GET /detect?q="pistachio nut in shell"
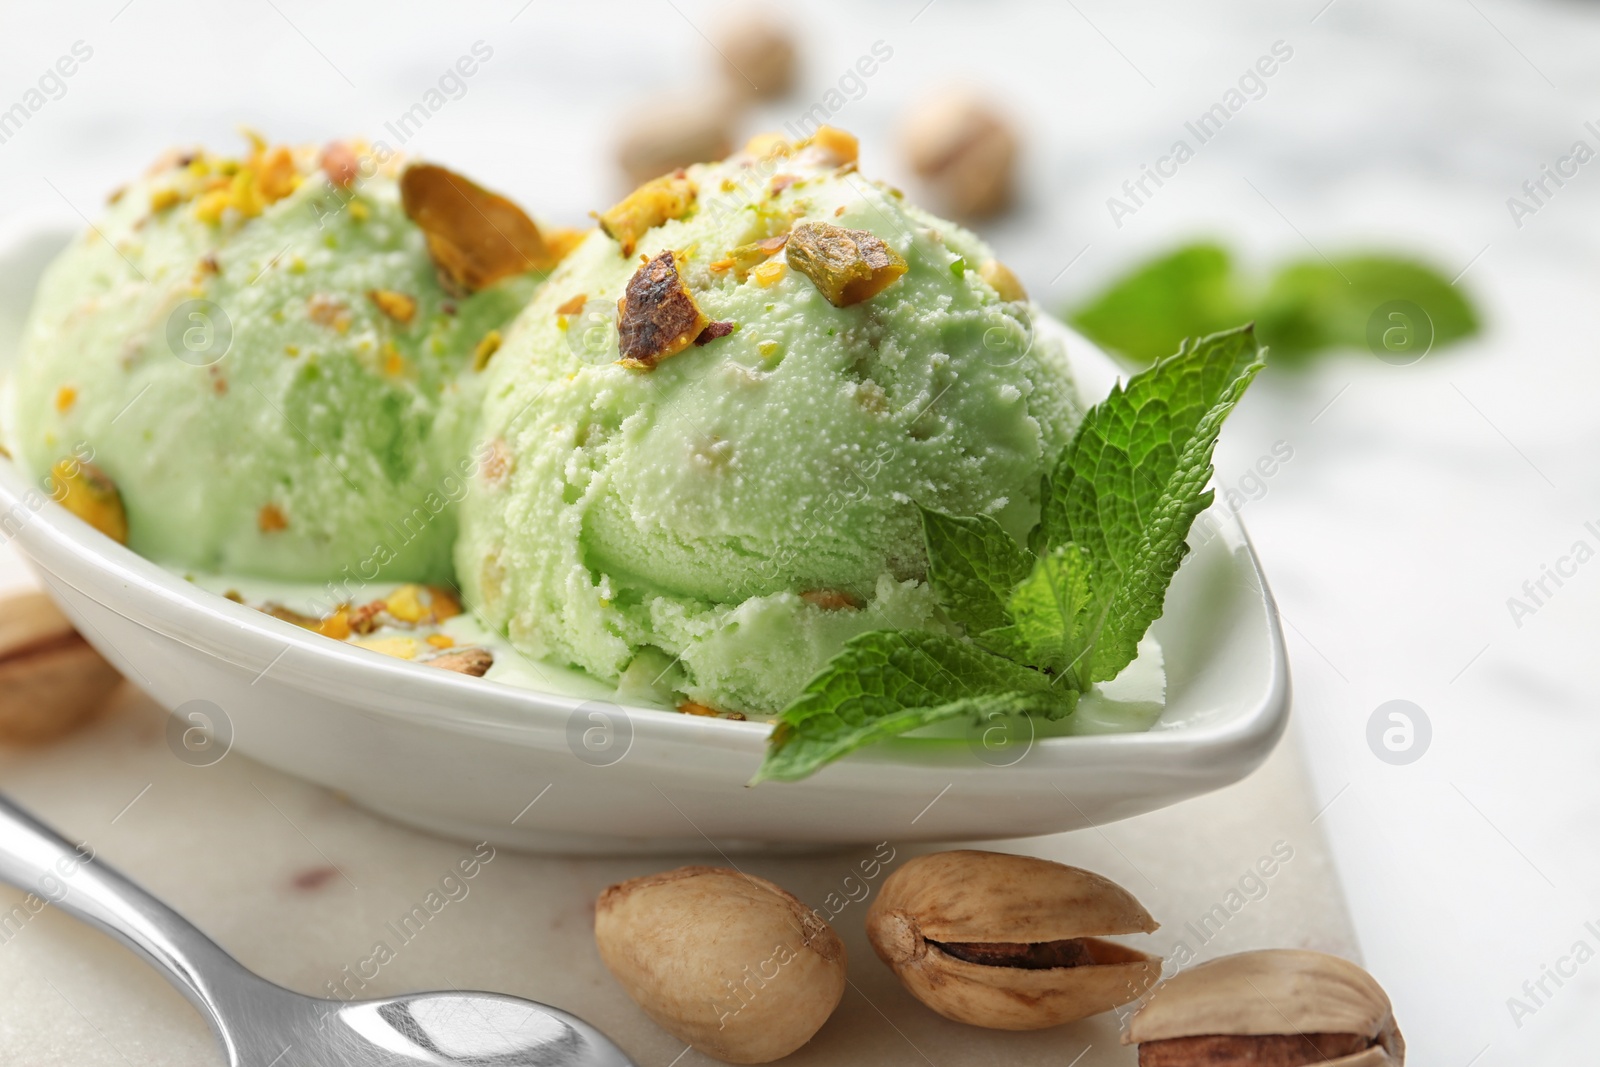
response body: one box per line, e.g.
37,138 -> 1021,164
866,850 -> 1162,1030
594,866 -> 845,1064
1125,949 -> 1405,1066
0,591 -> 122,744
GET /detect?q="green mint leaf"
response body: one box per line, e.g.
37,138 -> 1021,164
1255,255 -> 1479,365
920,505 -> 1035,635
1002,543 -> 1096,684
1068,243 -> 1250,365
753,630 -> 1070,783
1039,324 -> 1266,681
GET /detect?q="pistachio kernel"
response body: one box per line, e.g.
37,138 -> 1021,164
785,220 -> 908,306
616,251 -> 708,369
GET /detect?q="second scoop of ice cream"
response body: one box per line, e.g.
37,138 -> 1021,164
457,133 -> 1083,713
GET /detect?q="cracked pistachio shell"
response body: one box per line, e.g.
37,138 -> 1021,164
1125,949 -> 1405,1066
866,850 -> 1162,1030
595,866 -> 846,1065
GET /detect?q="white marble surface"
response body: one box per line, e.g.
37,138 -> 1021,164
2,0 -> 1598,1062
0,683 -> 1352,1067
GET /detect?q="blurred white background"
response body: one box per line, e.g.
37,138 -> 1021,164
2,0 -> 1598,1062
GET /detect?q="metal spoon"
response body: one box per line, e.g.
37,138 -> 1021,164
0,794 -> 636,1067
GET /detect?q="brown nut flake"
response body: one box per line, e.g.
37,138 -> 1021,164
599,174 -> 699,257
866,850 -> 1162,1031
800,589 -> 860,610
979,258 -> 1027,302
1126,949 -> 1405,1066
694,320 -> 735,345
616,251 -> 708,370
257,503 -> 289,533
400,162 -> 554,294
595,866 -> 846,1064
368,289 -> 418,325
319,141 -> 362,189
426,647 -> 493,677
49,460 -> 129,544
785,221 -> 908,306
0,591 -> 122,745
554,293 -> 588,317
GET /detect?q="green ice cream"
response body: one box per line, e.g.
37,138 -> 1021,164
9,139 -> 540,584
457,132 -> 1084,712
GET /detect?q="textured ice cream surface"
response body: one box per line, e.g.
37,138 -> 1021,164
8,140 -> 539,584
457,135 -> 1084,713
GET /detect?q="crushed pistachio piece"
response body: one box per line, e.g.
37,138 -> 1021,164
149,187 -> 182,213
598,174 -> 697,257
428,586 -> 464,620
807,125 -> 859,166
752,260 -> 787,287
319,141 -> 361,189
555,293 -> 588,317
426,647 -> 493,676
355,636 -> 419,660
307,293 -> 352,332
368,289 -> 417,325
258,503 -> 289,533
54,386 -> 78,414
800,589 -> 862,610
616,251 -> 708,369
979,258 -> 1027,302
473,329 -> 503,371
49,460 -> 128,544
400,162 -> 554,294
785,221 -> 908,306
384,585 -> 428,623
695,320 -> 736,345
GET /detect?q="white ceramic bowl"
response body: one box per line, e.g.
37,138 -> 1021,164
0,227 -> 1288,853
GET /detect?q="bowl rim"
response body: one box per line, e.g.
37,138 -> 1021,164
0,226 -> 1288,778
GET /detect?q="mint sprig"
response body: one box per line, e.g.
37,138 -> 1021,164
754,324 -> 1266,783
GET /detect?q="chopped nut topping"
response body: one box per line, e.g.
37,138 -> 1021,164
800,589 -> 861,611
258,503 -> 289,533
400,162 -> 554,294
979,259 -> 1027,302
481,439 -> 513,487
752,260 -> 787,287
472,329 -> 503,371
199,253 -> 221,274
785,221 -> 908,306
307,293 -> 352,332
598,174 -> 698,257
427,647 -> 493,676
384,585 -> 428,623
769,173 -> 800,197
256,146 -> 300,204
355,636 -> 419,660
427,586 -> 464,621
695,320 -> 736,345
806,126 -> 859,166
319,141 -> 361,189
616,251 -> 709,370
368,289 -> 418,324
50,460 -> 128,544
54,386 -> 78,414
149,187 -> 182,213
556,293 -> 588,317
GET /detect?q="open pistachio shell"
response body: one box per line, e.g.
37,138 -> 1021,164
867,850 -> 1162,1030
1125,949 -> 1404,1066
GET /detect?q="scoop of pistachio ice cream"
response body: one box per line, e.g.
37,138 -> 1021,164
7,137 -> 550,584
457,130 -> 1084,713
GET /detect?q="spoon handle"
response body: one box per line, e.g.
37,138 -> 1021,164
0,793 -> 252,1031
